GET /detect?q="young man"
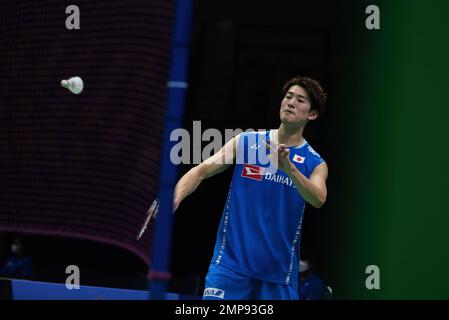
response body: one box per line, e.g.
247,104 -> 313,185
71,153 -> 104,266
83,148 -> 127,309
173,76 -> 328,300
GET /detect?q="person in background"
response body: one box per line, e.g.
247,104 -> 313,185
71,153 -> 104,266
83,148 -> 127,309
0,236 -> 32,280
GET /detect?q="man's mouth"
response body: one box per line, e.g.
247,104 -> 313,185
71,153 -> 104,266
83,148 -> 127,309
283,110 -> 295,115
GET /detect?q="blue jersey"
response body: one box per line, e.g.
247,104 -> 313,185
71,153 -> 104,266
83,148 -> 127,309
210,130 -> 325,285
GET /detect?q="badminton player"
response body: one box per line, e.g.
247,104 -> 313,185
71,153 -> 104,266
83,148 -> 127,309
173,76 -> 328,300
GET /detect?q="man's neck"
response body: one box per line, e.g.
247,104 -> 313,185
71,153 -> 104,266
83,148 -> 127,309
276,123 -> 305,147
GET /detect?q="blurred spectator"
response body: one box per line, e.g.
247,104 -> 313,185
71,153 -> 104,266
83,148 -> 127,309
297,259 -> 331,300
169,273 -> 202,296
0,236 -> 32,279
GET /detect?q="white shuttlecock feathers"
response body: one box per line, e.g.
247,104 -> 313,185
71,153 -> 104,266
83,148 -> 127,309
61,76 -> 84,94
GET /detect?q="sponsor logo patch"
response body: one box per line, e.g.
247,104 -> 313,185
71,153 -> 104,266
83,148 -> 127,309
241,164 -> 264,181
203,287 -> 225,299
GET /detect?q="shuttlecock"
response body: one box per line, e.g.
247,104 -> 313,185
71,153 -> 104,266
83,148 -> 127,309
61,76 -> 84,94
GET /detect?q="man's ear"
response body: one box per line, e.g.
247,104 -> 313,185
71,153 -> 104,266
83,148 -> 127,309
308,109 -> 319,121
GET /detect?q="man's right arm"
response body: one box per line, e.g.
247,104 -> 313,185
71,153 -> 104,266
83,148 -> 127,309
173,133 -> 240,212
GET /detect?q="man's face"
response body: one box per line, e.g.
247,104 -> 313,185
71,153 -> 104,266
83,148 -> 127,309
280,85 -> 317,125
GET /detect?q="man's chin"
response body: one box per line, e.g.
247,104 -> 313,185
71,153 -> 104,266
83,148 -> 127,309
280,117 -> 296,124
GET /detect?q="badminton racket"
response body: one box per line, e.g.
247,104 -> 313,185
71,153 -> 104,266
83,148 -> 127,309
136,198 -> 159,240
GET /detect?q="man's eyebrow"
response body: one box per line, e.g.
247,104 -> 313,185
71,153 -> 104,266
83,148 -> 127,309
287,91 -> 309,100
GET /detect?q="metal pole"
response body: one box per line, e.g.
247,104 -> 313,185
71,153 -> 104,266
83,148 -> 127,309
148,0 -> 194,300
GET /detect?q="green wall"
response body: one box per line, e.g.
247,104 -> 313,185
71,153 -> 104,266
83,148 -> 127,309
335,0 -> 449,299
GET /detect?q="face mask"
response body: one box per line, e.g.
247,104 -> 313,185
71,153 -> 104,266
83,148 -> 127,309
11,244 -> 20,254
